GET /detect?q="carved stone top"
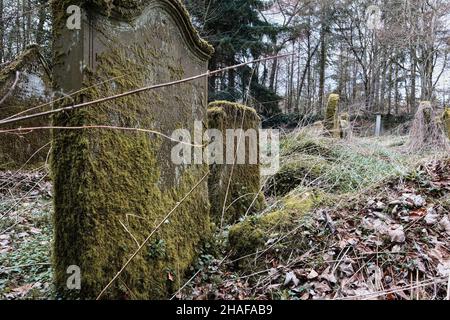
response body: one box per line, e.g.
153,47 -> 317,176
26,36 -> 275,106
82,0 -> 214,60
0,44 -> 51,101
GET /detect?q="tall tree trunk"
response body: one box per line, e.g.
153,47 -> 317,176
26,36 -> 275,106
297,42 -> 320,113
0,0 -> 4,63
370,33 -> 379,112
208,57 -> 217,100
269,56 -> 278,92
404,68 -> 410,114
394,64 -> 399,115
227,56 -> 236,100
387,64 -> 393,115
421,56 -> 434,100
318,22 -> 327,114
287,41 -> 295,113
16,0 -> 22,55
26,0 -> 31,46
351,61 -> 358,106
410,47 -> 417,114
36,0 -> 47,44
380,62 -> 388,114
22,0 -> 27,49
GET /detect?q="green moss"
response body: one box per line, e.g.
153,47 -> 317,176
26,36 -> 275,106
266,155 -> 330,197
443,107 -> 450,140
338,112 -> 351,139
281,133 -> 334,158
207,101 -> 266,226
324,94 -> 340,138
340,112 -> 349,122
209,100 -> 259,116
51,2 -> 211,300
0,45 -> 52,168
283,193 -> 314,212
228,190 -> 320,259
52,0 -> 213,60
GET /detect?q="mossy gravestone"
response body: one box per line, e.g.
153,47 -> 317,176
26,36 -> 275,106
207,101 -> 265,226
0,45 -> 52,169
338,112 -> 351,139
51,0 -> 213,299
444,107 -> 450,140
324,94 -> 340,138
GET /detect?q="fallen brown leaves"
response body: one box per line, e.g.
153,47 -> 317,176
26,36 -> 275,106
185,158 -> 450,300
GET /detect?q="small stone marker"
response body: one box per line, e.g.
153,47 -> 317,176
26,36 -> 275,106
324,94 -> 340,138
443,107 -> 450,139
339,112 -> 351,139
375,114 -> 382,137
0,45 -> 51,168
207,101 -> 265,226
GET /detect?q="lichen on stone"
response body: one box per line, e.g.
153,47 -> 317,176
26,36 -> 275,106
0,45 -> 52,169
265,155 -> 330,197
51,1 -> 212,300
228,190 -> 322,261
324,94 -> 340,138
443,107 -> 450,140
338,112 -> 351,139
54,0 -> 213,60
207,101 -> 266,226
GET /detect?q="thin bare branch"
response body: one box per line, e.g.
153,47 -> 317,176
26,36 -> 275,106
0,53 -> 294,127
96,172 -> 209,300
0,71 -> 20,107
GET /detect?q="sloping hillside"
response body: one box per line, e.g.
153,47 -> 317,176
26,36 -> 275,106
180,130 -> 450,300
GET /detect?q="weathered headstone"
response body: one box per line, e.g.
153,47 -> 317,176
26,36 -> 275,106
338,112 -> 351,139
443,107 -> 450,139
207,101 -> 265,226
375,114 -> 382,137
324,94 -> 340,138
407,101 -> 450,153
51,0 -> 213,299
0,45 -> 52,168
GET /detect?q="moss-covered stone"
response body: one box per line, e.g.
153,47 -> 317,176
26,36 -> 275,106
51,1 -> 212,300
338,112 -> 351,139
443,107 -> 450,140
0,45 -> 52,169
281,133 -> 334,159
207,101 -> 266,226
324,94 -> 340,138
228,190 -> 320,259
265,155 -> 329,197
406,101 -> 450,153
54,0 -> 213,59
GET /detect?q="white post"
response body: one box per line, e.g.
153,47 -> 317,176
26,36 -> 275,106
375,114 -> 382,137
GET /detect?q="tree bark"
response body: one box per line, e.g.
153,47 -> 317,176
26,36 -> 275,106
410,47 -> 417,114
318,22 -> 327,114
36,0 -> 48,45
0,0 -> 4,63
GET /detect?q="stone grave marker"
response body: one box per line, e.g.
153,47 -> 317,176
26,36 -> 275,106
51,0 -> 213,299
207,101 -> 265,226
0,45 -> 52,168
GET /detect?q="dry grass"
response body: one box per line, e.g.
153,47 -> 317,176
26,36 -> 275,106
406,101 -> 450,153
